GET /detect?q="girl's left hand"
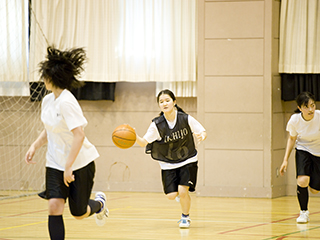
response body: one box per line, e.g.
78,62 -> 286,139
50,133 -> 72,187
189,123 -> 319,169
64,166 -> 75,187
25,145 -> 37,164
195,132 -> 206,144
195,133 -> 202,144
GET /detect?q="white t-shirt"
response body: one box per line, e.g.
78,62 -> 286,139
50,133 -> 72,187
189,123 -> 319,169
287,110 -> 320,156
143,111 -> 206,170
41,89 -> 99,171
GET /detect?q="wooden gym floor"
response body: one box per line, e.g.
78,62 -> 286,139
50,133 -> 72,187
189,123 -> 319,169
1,192 -> 320,239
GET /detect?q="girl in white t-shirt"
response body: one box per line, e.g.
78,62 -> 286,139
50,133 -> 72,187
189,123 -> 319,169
135,89 -> 207,228
280,92 -> 320,224
25,46 -> 108,239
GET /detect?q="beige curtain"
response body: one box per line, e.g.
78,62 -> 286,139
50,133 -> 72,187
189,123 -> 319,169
279,0 -> 320,73
156,82 -> 196,98
30,0 -> 196,96
0,0 -> 29,96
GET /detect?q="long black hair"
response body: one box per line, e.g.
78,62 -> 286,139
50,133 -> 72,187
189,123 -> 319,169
294,92 -> 316,113
38,46 -> 86,90
156,89 -> 186,115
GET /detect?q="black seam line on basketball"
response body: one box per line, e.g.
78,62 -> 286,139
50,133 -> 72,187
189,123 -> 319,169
112,136 -> 136,142
113,129 -> 136,135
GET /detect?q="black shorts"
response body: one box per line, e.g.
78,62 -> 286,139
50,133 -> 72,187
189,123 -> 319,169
38,161 -> 95,216
296,149 -> 320,191
161,162 -> 198,194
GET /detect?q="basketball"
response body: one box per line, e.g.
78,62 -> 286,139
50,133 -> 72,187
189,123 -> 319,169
112,124 -> 136,149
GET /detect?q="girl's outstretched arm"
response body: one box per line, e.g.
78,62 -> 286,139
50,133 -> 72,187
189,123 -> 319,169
135,132 -> 149,147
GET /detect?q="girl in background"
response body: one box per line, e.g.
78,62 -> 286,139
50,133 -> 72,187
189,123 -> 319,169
280,91 -> 320,223
25,46 -> 108,240
135,89 -> 206,228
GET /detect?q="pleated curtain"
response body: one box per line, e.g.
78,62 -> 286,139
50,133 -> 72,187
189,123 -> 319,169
279,0 -> 320,73
29,0 -> 197,97
0,0 -> 29,96
279,0 -> 320,100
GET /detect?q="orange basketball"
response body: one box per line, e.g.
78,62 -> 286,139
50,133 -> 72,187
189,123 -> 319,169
112,124 -> 136,149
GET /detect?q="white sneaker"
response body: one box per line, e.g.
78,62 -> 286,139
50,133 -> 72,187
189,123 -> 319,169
296,210 -> 309,223
178,216 -> 191,228
94,192 -> 109,226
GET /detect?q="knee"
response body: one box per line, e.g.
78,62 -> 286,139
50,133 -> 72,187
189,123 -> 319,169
178,186 -> 189,198
297,176 -> 310,188
48,199 -> 65,215
166,192 -> 178,200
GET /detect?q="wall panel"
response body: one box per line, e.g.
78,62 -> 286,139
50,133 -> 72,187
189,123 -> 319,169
205,39 -> 264,76
204,77 -> 263,113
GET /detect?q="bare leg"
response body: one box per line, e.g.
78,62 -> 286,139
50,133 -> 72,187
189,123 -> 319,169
178,185 -> 190,215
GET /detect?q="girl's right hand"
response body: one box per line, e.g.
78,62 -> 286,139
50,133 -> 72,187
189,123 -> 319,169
25,145 -> 37,164
279,160 -> 288,176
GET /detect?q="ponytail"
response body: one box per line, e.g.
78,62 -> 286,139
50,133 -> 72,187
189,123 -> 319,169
175,104 -> 186,114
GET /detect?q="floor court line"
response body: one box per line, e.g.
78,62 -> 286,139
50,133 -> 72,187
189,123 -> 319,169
262,225 -> 320,240
0,209 -> 47,219
218,216 -> 297,235
0,196 -> 38,206
219,210 -> 320,236
0,220 -> 48,231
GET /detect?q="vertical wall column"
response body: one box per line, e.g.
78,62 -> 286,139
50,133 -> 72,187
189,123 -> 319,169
197,0 -> 283,198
